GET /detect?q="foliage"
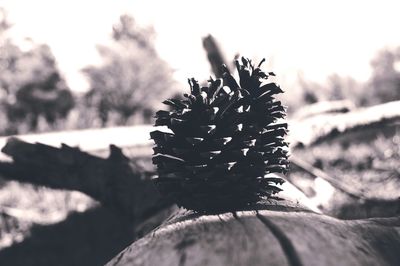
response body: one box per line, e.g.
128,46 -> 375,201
366,47 -> 400,105
295,47 -> 400,111
0,8 -> 74,135
296,73 -> 363,109
83,15 -> 176,126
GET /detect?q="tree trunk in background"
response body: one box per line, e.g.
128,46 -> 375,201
202,34 -> 229,78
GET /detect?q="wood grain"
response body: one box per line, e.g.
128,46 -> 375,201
107,203 -> 400,266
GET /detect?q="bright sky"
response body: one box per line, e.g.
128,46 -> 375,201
2,0 -> 400,92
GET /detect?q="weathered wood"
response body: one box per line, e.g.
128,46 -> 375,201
289,156 -> 400,219
291,156 -> 366,199
290,100 -> 400,147
107,203 -> 400,266
0,125 -> 154,161
0,138 -> 171,223
293,100 -> 356,120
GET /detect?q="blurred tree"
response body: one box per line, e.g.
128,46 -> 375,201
326,74 -> 364,104
4,44 -> 75,132
0,8 -> 74,134
112,14 -> 155,52
83,14 -> 176,126
318,47 -> 400,107
295,47 -> 400,112
366,47 -> 400,105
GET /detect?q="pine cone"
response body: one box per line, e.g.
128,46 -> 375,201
151,57 -> 289,213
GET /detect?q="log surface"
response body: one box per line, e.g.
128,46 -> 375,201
107,202 -> 400,266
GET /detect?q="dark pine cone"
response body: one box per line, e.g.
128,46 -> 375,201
151,57 -> 289,213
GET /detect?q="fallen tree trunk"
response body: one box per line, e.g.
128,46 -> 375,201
106,198 -> 400,266
0,125 -> 154,161
293,100 -> 356,120
0,138 -> 171,224
290,100 -> 400,147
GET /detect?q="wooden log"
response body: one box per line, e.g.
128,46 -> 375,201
293,100 -> 356,120
106,201 -> 400,266
0,138 -> 172,223
0,125 -> 154,161
289,100 -> 400,147
289,156 -> 400,219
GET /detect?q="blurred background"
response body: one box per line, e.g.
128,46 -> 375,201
0,0 -> 399,265
1,0 -> 400,134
